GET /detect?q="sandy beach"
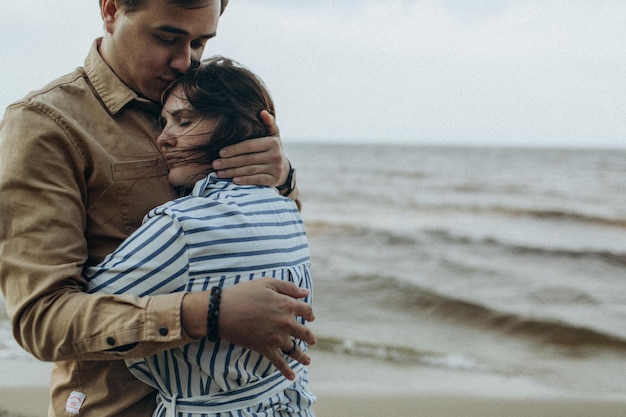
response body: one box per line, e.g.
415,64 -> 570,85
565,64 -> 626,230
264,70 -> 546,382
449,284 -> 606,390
2,350 -> 625,417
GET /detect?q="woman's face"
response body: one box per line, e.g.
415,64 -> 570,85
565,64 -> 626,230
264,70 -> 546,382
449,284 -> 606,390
157,86 -> 217,188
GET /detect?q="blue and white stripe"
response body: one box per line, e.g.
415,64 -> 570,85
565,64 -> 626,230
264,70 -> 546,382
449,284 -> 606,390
86,173 -> 315,416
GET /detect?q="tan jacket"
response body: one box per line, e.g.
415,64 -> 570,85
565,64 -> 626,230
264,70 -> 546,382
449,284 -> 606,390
0,40 -> 195,416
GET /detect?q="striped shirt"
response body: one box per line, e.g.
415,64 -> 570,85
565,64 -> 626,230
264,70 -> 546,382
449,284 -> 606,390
85,174 -> 315,417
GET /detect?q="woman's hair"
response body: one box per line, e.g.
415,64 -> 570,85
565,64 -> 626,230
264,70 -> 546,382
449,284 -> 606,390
161,56 -> 275,170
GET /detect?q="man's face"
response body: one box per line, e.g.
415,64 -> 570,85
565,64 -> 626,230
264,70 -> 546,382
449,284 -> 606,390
100,0 -> 220,101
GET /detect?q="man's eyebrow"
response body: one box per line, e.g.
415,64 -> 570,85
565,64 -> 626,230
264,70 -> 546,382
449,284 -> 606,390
156,25 -> 216,39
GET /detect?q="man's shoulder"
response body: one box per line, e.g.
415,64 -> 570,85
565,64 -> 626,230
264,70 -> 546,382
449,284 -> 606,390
0,66 -> 94,142
16,67 -> 87,108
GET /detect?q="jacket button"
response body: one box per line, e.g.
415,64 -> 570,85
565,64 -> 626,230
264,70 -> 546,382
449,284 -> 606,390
106,337 -> 116,346
159,327 -> 169,336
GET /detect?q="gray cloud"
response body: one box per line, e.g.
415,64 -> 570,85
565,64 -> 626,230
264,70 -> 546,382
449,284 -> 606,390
2,1 -> 625,148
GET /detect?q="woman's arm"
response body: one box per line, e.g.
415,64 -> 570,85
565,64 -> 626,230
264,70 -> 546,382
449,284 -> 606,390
86,208 -> 316,377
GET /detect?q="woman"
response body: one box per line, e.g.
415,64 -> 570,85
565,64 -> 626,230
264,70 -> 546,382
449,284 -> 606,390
86,57 -> 315,417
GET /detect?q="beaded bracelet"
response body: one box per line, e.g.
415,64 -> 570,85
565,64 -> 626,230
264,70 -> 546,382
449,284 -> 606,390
207,286 -> 222,342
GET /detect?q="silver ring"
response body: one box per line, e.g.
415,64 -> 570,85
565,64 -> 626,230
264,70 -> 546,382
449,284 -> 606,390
281,339 -> 298,355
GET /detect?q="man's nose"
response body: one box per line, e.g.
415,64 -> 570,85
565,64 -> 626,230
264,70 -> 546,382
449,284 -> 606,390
170,46 -> 193,74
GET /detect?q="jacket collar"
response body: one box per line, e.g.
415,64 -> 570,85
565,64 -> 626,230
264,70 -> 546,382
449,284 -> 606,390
84,38 -> 156,115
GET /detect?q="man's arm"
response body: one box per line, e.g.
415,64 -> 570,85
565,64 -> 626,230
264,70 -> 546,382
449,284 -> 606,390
0,103 -> 192,362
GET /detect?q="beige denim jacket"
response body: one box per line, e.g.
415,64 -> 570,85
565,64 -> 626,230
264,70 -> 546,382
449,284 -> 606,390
0,40 -> 194,417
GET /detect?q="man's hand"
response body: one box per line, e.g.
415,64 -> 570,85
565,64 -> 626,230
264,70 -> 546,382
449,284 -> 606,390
219,278 -> 316,380
212,110 -> 290,187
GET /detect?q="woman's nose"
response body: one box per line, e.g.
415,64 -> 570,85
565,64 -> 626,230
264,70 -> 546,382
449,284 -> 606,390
157,130 -> 177,148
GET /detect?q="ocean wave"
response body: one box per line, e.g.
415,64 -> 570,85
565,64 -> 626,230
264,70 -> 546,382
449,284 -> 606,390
426,228 -> 626,267
310,336 -> 485,372
482,206 -> 626,229
304,220 -> 420,245
306,218 -> 626,267
407,202 -> 626,229
343,274 -> 626,354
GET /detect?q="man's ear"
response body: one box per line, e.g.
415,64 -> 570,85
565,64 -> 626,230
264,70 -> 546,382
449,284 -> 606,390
101,0 -> 120,34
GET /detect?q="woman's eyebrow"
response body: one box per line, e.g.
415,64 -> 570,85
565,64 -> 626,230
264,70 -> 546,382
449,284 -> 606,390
166,107 -> 195,118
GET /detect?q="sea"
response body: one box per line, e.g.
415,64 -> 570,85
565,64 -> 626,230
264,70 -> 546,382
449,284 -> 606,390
1,142 -> 625,398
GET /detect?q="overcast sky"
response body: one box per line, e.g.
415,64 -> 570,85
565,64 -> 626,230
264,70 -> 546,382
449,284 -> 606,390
1,1 -> 625,148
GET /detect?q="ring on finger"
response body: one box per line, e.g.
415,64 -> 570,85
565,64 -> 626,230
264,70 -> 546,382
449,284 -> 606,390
281,339 -> 298,355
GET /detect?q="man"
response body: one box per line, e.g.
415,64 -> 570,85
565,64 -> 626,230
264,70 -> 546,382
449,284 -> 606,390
0,1 -> 314,416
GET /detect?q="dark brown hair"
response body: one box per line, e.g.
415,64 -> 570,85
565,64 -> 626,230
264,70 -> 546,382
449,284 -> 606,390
161,56 -> 275,169
99,0 -> 228,14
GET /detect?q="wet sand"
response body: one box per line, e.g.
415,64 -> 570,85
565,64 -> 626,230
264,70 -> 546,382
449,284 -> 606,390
1,352 -> 625,417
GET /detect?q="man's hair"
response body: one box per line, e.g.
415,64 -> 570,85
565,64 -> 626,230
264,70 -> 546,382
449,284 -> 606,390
162,56 -> 275,169
99,0 -> 228,14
